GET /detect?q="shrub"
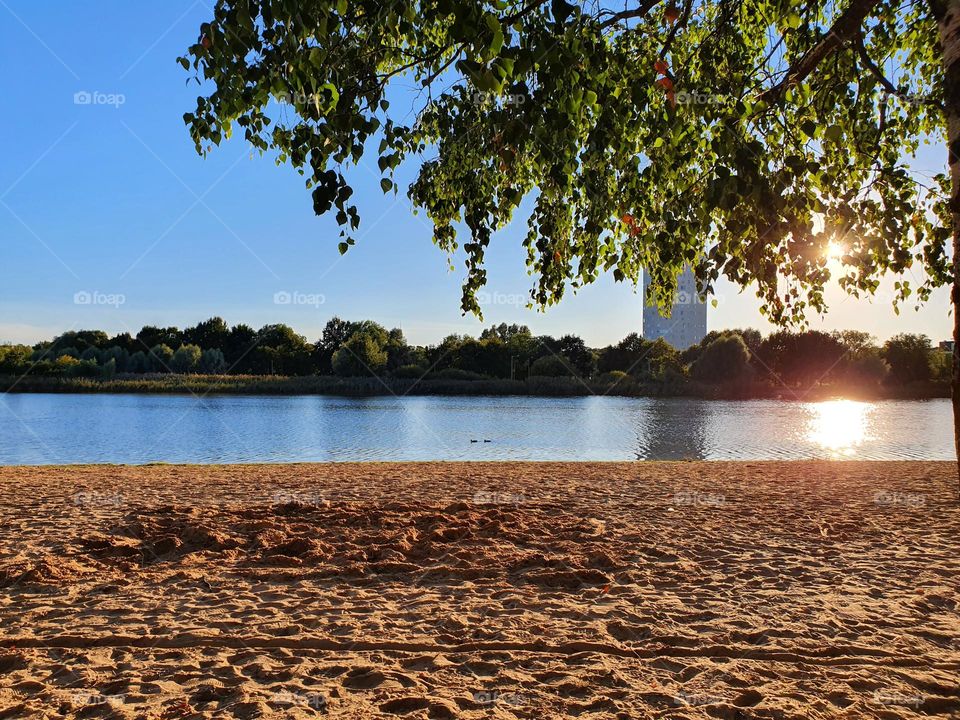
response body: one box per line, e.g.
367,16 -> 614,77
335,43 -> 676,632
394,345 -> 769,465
429,368 -> 486,381
594,370 -> 638,394
392,364 -> 428,379
526,375 -> 589,395
529,355 -> 574,377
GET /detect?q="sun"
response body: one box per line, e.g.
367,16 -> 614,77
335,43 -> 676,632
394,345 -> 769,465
825,240 -> 846,262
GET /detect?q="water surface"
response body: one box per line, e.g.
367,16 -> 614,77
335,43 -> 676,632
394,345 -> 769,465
0,394 -> 950,464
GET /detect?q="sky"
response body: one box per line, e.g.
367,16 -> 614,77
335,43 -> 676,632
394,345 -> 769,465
0,1 -> 952,349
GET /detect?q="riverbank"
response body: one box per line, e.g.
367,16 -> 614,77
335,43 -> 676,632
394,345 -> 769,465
0,461 -> 957,718
0,372 -> 949,400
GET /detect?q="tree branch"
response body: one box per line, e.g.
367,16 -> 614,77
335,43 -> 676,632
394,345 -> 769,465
757,0 -> 883,105
599,0 -> 662,29
854,32 -> 945,111
503,0 -> 551,24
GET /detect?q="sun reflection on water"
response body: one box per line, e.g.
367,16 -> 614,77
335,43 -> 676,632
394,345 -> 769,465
807,400 -> 871,456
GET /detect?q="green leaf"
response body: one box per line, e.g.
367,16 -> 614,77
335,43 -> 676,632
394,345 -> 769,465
824,125 -> 843,142
484,14 -> 504,56
551,0 -> 575,24
381,178 -> 393,193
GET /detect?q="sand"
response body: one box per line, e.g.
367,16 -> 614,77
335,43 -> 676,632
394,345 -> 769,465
0,461 -> 957,719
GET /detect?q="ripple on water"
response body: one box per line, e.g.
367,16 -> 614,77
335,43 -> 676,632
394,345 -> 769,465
0,394 -> 951,463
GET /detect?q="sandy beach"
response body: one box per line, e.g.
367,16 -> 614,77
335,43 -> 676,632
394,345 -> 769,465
0,461 -> 957,719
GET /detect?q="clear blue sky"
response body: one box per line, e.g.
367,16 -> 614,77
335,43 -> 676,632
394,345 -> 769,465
0,1 -> 951,348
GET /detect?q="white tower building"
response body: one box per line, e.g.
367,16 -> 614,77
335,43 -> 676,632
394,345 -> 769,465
642,266 -> 707,349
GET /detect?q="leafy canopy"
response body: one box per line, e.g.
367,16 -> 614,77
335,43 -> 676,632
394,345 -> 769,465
181,0 -> 948,323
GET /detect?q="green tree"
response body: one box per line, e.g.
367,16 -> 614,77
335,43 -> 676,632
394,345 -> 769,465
48,331 -> 109,354
475,337 -> 513,378
529,354 -> 573,377
313,317 -> 358,374
148,344 -> 174,373
224,323 -> 257,370
691,334 -> 752,383
882,333 -> 934,384
598,333 -> 649,374
200,348 -> 228,374
138,326 -> 183,351
0,345 -> 32,374
480,324 -> 532,343
830,330 -> 888,385
171,344 -> 203,373
128,351 -> 149,374
556,335 -> 596,377
107,333 -> 137,353
183,317 -> 230,351
645,338 -> 682,378
932,349 -> 953,382
831,330 -> 878,359
845,353 -> 890,385
183,0 -> 960,465
101,358 -> 117,379
384,327 -> 414,370
428,334 -> 467,373
331,332 -> 388,376
101,346 -> 130,373
756,331 -> 847,387
255,324 -> 313,375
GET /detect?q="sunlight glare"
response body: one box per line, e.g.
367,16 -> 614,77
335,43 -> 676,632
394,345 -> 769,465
825,240 -> 846,262
807,400 -> 870,456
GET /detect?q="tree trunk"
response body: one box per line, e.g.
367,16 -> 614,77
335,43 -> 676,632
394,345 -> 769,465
933,0 -> 960,483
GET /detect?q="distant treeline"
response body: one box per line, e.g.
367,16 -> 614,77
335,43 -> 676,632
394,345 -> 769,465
0,317 -> 950,398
